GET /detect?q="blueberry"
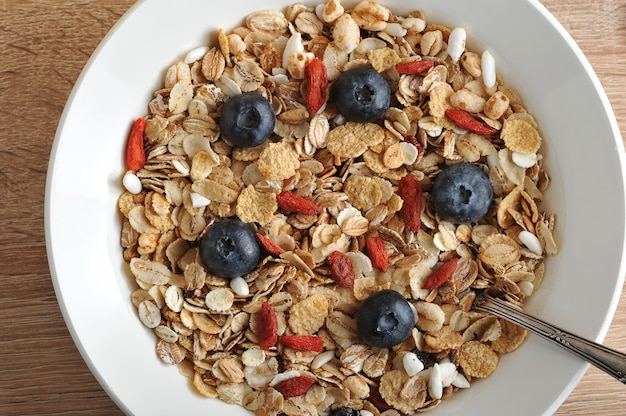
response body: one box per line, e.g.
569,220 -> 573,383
330,407 -> 359,416
219,92 -> 275,147
331,67 -> 391,122
356,289 -> 416,348
199,218 -> 260,279
430,162 -> 493,223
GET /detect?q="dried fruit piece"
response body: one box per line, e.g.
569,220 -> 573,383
257,302 -> 278,350
396,59 -> 434,74
327,250 -> 355,288
126,118 -> 146,171
279,335 -> 324,352
423,257 -> 459,289
397,174 -> 422,231
366,236 -> 388,272
274,375 -> 316,398
445,109 -> 497,135
277,191 -> 322,215
305,58 -> 328,114
256,233 -> 285,256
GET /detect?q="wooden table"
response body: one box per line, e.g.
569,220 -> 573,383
1,1 -> 624,414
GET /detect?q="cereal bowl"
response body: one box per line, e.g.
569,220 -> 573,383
45,0 -> 626,415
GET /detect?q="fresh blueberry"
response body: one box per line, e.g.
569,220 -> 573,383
330,407 -> 359,416
356,289 -> 416,348
430,162 -> 493,223
331,67 -> 391,122
199,217 -> 260,279
219,92 -> 275,147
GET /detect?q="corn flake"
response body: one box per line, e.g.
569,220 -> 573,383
458,341 -> 498,378
501,118 -> 542,154
257,141 -> 301,181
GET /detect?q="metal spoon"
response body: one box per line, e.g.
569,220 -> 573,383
473,294 -> 626,384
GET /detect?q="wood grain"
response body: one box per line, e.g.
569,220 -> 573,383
0,1 -> 624,415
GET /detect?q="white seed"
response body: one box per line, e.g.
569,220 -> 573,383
519,230 -> 543,255
242,347 -> 266,367
400,141 -> 418,165
164,285 -> 184,312
512,151 -> 538,168
205,288 -> 235,311
447,27 -> 466,63
384,22 -> 407,37
428,362 -> 443,400
519,280 -> 535,298
482,50 -> 497,88
452,372 -> 471,389
230,276 -> 250,296
190,192 -> 211,208
360,411 -> 375,416
311,350 -> 335,369
282,33 -> 304,71
439,362 -> 458,386
122,171 -> 143,194
184,46 -> 209,64
403,351 -> 425,376
138,300 -> 161,329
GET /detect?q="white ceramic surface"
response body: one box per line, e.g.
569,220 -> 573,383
45,0 -> 626,415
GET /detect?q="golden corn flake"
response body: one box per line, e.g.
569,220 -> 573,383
327,127 -> 368,159
288,293 -> 329,335
235,185 -> 277,226
501,118 -> 542,154
343,174 -> 383,211
367,47 -> 400,73
362,150 -> 389,174
257,141 -> 300,181
478,233 -> 521,268
144,192 -> 175,231
458,340 -> 498,378
379,370 -> 427,413
490,319 -> 528,353
428,82 -> 454,118
352,122 -> 385,147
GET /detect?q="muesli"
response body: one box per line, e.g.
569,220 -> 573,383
118,1 -> 558,414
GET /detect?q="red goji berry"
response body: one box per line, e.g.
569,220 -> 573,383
276,191 -> 322,215
256,233 -> 285,257
256,302 -> 278,350
398,174 -> 423,232
274,375 -> 316,398
395,59 -> 434,75
366,236 -> 388,272
423,257 -> 459,290
305,58 -> 328,114
368,387 -> 393,412
125,118 -> 146,171
279,335 -> 324,352
326,250 -> 355,288
445,109 -> 498,135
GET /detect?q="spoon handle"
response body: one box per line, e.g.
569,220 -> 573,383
474,295 -> 626,384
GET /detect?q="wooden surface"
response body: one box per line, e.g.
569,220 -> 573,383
1,1 -> 625,414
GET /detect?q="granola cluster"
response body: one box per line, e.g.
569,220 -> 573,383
118,1 -> 558,414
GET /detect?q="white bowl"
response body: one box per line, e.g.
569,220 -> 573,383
45,0 -> 626,415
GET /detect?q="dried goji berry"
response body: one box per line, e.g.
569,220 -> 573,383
326,250 -> 355,288
279,335 -> 324,352
273,375 -> 316,398
368,387 -> 393,412
276,191 -> 322,215
423,257 -> 459,290
305,58 -> 328,114
256,233 -> 285,257
256,301 -> 278,350
395,59 -> 434,75
125,118 -> 146,171
366,236 -> 388,272
398,173 -> 423,232
445,109 -> 498,135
